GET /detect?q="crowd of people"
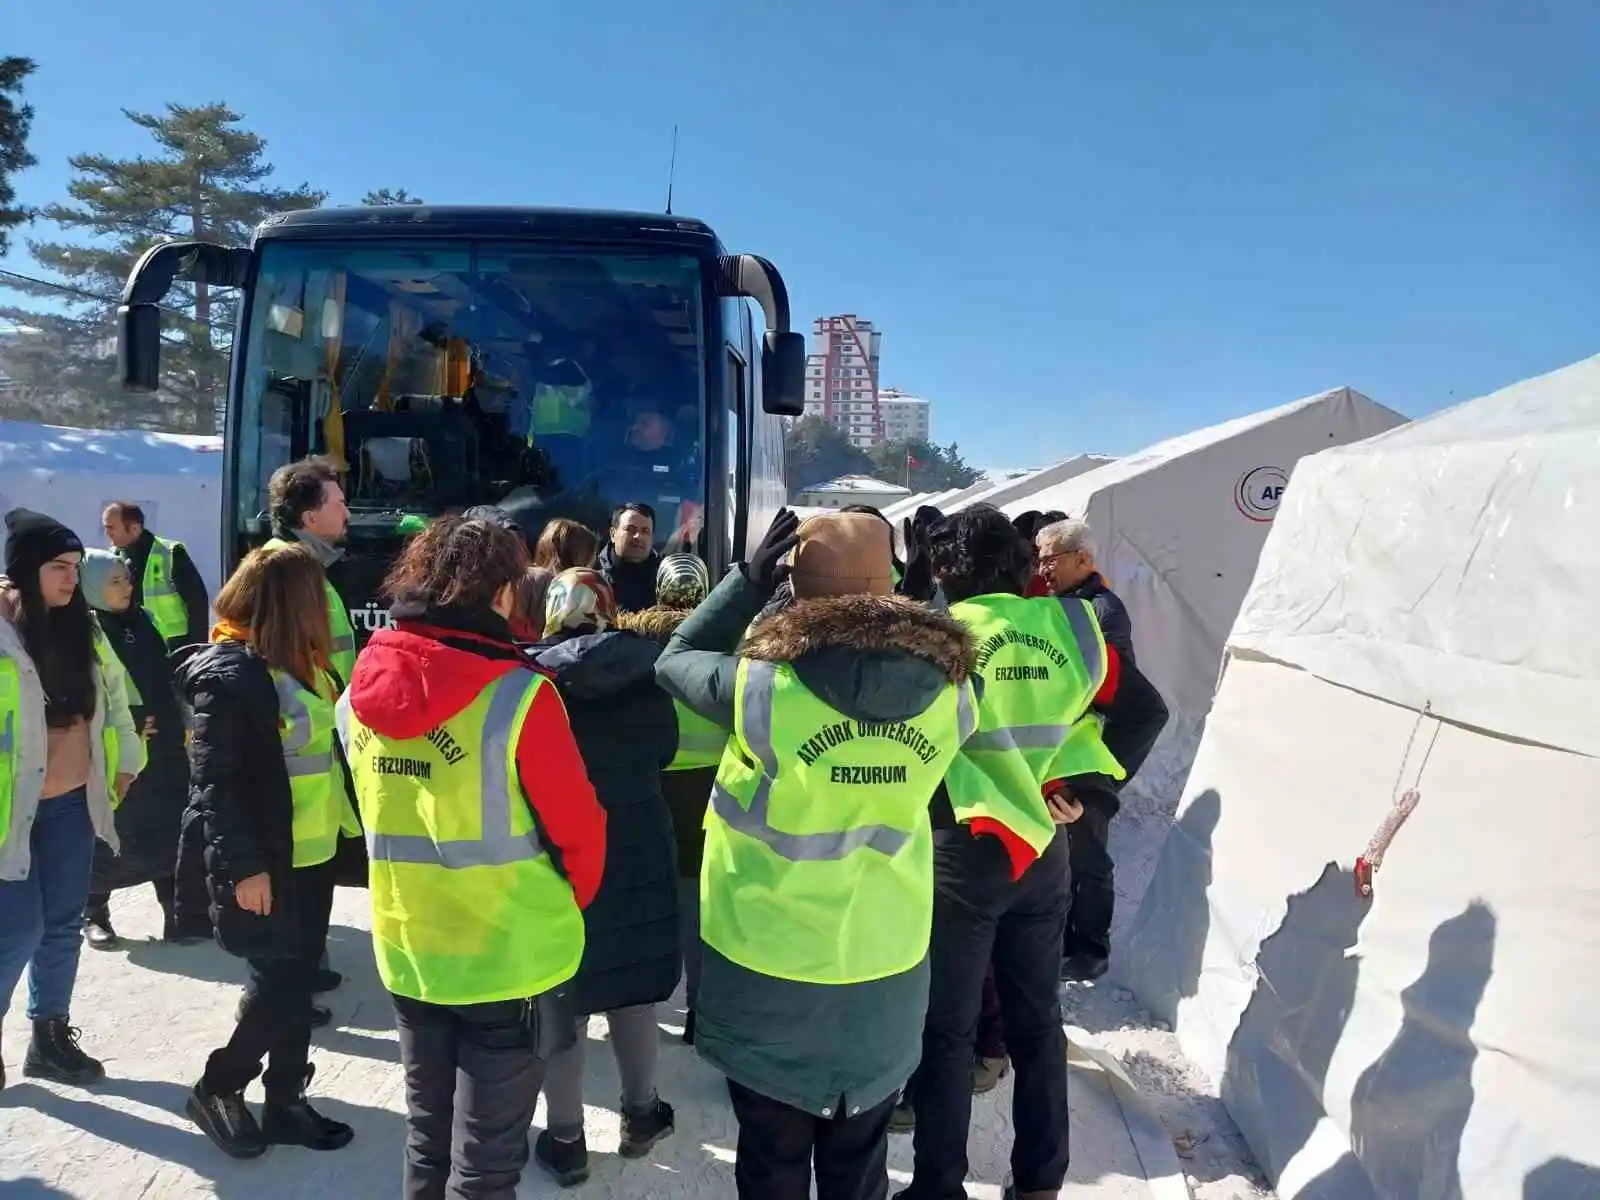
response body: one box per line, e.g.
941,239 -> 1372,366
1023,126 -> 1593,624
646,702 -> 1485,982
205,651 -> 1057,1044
0,451 -> 1169,1200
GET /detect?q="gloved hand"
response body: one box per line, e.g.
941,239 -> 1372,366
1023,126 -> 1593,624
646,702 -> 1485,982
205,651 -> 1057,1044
899,517 -> 936,602
744,508 -> 801,595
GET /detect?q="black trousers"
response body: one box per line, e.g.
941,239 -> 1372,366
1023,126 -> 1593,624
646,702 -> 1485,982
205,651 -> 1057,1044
727,1078 -> 896,1200
393,994 -> 548,1200
1064,797 -> 1115,962
201,862 -> 336,1103
906,827 -> 1072,1199
86,874 -> 176,919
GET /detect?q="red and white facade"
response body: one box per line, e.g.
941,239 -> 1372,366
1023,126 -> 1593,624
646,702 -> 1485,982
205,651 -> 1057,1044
803,314 -> 884,449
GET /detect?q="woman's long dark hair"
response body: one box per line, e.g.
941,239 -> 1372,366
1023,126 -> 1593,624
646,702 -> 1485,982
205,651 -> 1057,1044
929,505 -> 1034,603
15,570 -> 98,727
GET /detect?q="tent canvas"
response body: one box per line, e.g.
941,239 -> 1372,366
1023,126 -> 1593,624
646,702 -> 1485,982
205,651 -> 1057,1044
943,453 -> 1115,515
994,390 -> 1406,940
1123,356 -> 1600,1199
0,420 -> 226,598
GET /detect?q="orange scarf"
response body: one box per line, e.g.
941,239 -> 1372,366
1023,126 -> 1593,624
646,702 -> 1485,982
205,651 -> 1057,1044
211,618 -> 252,645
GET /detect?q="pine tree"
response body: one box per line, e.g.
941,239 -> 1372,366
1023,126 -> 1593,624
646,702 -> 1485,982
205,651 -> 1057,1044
361,187 -> 423,206
783,415 -> 876,500
0,103 -> 324,432
0,57 -> 37,258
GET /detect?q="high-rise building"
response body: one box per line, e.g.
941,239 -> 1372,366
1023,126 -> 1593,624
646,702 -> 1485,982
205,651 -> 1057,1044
803,314 -> 884,449
876,387 -> 931,444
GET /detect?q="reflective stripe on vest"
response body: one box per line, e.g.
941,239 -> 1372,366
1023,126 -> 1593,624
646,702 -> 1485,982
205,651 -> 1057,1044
338,668 -> 585,1006
960,597 -> 1105,756
273,668 -> 359,867
668,699 -> 728,772
90,628 -> 139,802
0,656 -> 18,845
945,594 -> 1124,856
142,536 -> 189,642
336,671 -> 545,870
703,657 -> 975,985
710,660 -> 976,862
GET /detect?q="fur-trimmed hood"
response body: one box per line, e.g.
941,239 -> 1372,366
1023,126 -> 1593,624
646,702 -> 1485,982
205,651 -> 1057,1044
741,594 -> 974,683
617,605 -> 693,644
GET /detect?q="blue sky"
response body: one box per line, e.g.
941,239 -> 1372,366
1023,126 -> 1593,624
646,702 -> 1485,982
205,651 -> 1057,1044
5,0 -> 1597,466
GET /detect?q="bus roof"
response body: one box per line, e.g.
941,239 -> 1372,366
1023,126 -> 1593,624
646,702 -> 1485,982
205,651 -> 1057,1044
254,205 -> 722,250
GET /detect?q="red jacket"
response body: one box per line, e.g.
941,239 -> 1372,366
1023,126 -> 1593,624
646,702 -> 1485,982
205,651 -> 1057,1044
345,620 -> 606,908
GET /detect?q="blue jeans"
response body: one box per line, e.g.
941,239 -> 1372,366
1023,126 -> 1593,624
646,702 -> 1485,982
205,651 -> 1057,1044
0,787 -> 96,1022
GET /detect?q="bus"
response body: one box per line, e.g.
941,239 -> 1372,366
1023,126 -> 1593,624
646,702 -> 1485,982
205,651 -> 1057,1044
117,205 -> 801,638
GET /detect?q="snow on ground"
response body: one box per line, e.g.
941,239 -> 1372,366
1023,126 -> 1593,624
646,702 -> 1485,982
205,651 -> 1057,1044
1,885 -> 1271,1199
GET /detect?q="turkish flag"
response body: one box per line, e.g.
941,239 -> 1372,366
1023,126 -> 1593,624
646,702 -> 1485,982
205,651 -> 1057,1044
906,452 -> 922,469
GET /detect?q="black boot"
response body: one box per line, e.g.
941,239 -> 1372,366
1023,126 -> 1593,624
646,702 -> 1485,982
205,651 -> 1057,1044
186,1079 -> 268,1159
619,1096 -> 675,1158
23,1019 -> 105,1085
260,1065 -> 354,1151
83,907 -> 120,951
535,1129 -> 592,1187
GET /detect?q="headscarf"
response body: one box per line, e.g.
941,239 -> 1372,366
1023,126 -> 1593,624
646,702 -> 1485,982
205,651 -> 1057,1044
79,549 -> 131,613
544,567 -> 618,636
655,553 -> 710,609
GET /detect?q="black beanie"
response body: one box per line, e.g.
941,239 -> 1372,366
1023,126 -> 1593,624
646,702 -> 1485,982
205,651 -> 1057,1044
4,508 -> 86,581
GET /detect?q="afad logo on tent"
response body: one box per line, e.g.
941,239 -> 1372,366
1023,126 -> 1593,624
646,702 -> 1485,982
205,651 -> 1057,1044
1234,465 -> 1288,522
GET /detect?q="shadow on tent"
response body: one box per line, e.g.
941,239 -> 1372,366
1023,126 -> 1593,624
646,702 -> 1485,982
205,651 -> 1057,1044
1119,786 -> 1222,1024
1523,1156 -> 1600,1200
1255,899 -> 1498,1200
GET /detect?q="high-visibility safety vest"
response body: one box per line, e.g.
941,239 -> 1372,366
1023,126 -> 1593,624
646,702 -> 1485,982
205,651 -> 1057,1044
271,668 -> 360,869
668,699 -> 727,772
140,536 -> 191,644
338,669 -> 585,1006
90,629 -> 143,807
526,382 -> 592,439
945,594 -> 1126,858
703,658 -> 977,986
0,654 -> 19,845
263,538 -> 357,682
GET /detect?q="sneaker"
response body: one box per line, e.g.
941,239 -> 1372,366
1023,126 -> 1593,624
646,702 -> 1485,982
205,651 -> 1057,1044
1061,953 -> 1110,982
888,1099 -> 915,1134
972,1055 -> 1011,1095
619,1097 -> 675,1158
186,1080 -> 268,1159
261,1065 -> 353,1151
83,912 -> 120,951
23,1019 -> 105,1086
535,1129 -> 591,1187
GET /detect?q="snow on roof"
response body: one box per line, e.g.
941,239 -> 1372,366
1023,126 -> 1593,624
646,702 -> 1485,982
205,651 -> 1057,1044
799,474 -> 912,496
0,418 -> 223,475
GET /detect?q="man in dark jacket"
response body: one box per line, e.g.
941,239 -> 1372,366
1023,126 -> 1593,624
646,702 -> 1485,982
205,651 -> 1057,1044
103,501 -> 210,649
656,509 -> 979,1200
596,501 -> 662,613
1034,517 -> 1168,979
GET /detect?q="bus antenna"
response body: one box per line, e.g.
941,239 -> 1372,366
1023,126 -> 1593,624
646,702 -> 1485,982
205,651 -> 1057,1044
665,125 -> 679,215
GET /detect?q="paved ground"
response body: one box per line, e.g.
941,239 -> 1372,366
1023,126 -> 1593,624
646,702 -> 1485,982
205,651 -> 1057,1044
0,885 -> 1196,1199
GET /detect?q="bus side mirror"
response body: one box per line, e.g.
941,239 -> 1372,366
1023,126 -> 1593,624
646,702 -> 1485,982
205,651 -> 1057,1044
762,331 -> 806,417
118,241 -> 252,393
118,304 -> 163,393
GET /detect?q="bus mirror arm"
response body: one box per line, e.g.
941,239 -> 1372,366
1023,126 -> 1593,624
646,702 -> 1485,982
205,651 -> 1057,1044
718,253 -> 807,418
118,241 -> 252,393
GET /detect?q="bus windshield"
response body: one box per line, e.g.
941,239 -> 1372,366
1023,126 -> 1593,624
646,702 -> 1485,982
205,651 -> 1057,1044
233,240 -> 708,550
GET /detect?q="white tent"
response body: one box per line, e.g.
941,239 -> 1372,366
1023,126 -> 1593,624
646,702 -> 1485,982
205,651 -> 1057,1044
998,388 -> 1406,812
942,453 -> 1114,514
0,419 -> 225,595
1123,356 -> 1600,1199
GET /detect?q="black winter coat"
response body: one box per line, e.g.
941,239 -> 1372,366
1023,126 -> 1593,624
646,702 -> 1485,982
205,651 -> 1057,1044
89,607 -> 189,892
528,628 -> 679,1015
596,544 -> 662,614
172,640 -> 322,961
